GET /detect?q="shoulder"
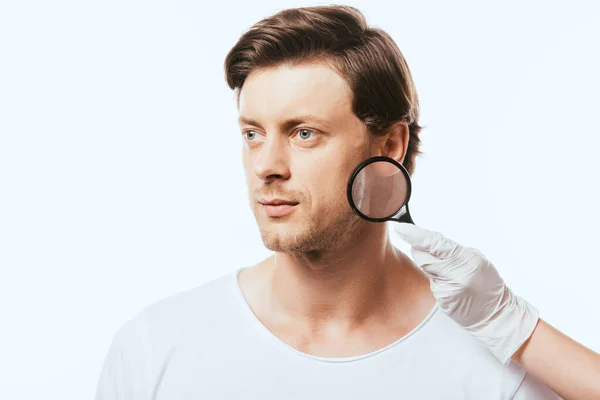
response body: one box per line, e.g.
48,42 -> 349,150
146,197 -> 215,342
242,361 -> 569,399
417,307 -> 529,398
422,309 -> 557,398
143,271 -> 237,323
96,270 -> 241,399
109,269 -> 240,357
138,270 -> 241,339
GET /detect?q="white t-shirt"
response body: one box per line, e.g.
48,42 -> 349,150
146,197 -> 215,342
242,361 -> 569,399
96,267 -> 561,399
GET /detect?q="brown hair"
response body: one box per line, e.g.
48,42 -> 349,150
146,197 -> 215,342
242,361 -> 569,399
224,5 -> 423,175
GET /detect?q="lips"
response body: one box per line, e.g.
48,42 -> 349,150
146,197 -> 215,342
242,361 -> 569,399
260,203 -> 297,217
259,201 -> 298,217
258,199 -> 299,206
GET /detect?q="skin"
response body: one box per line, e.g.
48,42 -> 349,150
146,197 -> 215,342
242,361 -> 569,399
513,319 -> 600,399
236,61 -> 435,358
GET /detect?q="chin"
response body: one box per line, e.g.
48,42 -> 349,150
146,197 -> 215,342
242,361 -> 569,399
259,229 -> 309,253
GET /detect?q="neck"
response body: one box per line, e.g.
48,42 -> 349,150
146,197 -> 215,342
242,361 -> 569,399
268,223 -> 420,323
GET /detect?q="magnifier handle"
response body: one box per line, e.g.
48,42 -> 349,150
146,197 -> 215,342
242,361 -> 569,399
394,203 -> 414,224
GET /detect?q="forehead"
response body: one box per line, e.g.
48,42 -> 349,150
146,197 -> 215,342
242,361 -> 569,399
238,63 -> 354,124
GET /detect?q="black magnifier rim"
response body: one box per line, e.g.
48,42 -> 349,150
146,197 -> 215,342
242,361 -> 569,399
346,156 -> 413,223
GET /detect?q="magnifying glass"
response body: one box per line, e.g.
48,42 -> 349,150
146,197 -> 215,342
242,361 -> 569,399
346,156 -> 415,224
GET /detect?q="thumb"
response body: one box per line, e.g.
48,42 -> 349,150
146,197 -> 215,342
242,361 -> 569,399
393,223 -> 463,260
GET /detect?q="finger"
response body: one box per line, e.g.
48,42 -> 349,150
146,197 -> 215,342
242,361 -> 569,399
411,247 -> 443,269
393,223 -> 462,259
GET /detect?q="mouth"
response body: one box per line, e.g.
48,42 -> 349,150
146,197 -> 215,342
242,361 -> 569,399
259,203 -> 298,217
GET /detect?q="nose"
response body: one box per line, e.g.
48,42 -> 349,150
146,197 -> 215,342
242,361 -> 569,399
253,134 -> 291,182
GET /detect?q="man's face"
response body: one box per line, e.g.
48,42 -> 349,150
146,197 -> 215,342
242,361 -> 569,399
238,62 -> 375,254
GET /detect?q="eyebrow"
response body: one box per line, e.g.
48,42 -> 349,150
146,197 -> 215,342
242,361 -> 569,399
238,115 -> 333,130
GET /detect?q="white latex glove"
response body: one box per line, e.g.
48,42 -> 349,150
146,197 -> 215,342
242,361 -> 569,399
394,222 -> 540,365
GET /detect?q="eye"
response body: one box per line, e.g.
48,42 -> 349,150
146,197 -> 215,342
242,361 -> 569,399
295,128 -> 315,140
242,130 -> 259,140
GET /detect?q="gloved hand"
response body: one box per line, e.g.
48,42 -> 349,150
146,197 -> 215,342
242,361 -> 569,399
393,222 -> 540,365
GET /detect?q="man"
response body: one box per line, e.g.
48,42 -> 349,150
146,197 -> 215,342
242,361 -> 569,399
97,5 -> 561,399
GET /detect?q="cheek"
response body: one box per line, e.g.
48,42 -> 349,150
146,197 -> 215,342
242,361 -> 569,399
242,150 -> 253,173
242,153 -> 257,183
304,167 -> 350,211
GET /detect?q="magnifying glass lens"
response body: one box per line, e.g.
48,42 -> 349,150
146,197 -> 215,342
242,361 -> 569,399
348,157 -> 414,224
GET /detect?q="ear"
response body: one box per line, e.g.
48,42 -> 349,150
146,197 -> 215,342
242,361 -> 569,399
381,120 -> 409,164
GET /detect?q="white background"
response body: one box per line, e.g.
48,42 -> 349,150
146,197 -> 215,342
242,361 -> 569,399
1,0 -> 599,398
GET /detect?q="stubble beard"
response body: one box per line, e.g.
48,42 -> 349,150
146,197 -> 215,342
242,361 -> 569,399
257,203 -> 366,257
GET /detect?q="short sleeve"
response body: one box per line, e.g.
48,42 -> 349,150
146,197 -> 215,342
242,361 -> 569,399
96,313 -> 152,400
511,373 -> 563,400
